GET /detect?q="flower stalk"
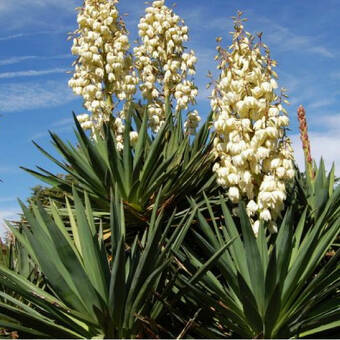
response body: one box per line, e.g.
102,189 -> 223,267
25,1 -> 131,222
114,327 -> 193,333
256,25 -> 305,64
211,12 -> 295,233
68,0 -> 138,136
134,0 -> 200,134
297,105 -> 314,179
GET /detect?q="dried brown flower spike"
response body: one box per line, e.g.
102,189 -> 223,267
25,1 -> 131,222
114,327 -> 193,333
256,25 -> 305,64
297,105 -> 314,179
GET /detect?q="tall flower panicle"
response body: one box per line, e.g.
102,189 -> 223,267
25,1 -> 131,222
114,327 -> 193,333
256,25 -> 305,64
298,105 -> 314,179
211,12 -> 295,233
134,0 -> 200,133
68,0 -> 138,141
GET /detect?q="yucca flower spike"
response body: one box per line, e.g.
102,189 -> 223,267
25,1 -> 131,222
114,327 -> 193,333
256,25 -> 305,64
211,12 -> 295,234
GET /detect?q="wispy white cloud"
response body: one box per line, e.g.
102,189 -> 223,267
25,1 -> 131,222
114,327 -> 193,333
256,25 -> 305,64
0,0 -> 78,14
0,1 -> 78,31
175,7 -> 333,59
0,80 -> 77,113
176,5 -> 235,32
0,56 -> 38,66
278,71 -> 339,116
30,125 -> 73,141
0,166 -> 20,174
0,33 -> 25,41
0,197 -> 16,203
315,113 -> 340,127
309,98 -> 335,110
255,18 -> 334,58
0,28 -> 74,41
30,117 -> 75,141
26,0 -> 78,10
0,68 -> 67,79
0,54 -> 71,66
51,117 -> 74,128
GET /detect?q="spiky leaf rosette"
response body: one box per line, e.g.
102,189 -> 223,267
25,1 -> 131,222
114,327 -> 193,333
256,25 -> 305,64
0,190 -> 198,338
22,109 -> 217,235
173,195 -> 340,338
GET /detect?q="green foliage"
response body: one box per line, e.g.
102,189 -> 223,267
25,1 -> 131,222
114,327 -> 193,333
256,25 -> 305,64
23,106 -> 218,221
0,234 -> 39,287
173,196 -> 340,338
0,188 -> 199,338
1,108 -> 339,338
296,159 -> 337,221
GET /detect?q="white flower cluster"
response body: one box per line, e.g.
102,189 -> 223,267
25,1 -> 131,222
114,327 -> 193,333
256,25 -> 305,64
134,0 -> 200,133
113,117 -> 125,151
211,17 -> 294,233
69,0 -> 138,134
184,110 -> 201,135
77,113 -> 93,130
108,118 -> 138,151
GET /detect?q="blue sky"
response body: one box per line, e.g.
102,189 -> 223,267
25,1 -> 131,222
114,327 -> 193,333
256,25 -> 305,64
1,0 -> 340,235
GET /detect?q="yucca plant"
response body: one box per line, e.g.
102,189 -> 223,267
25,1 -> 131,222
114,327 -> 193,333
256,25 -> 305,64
23,107 -> 217,226
0,188 -> 198,338
172,194 -> 340,338
2,0 -> 339,337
